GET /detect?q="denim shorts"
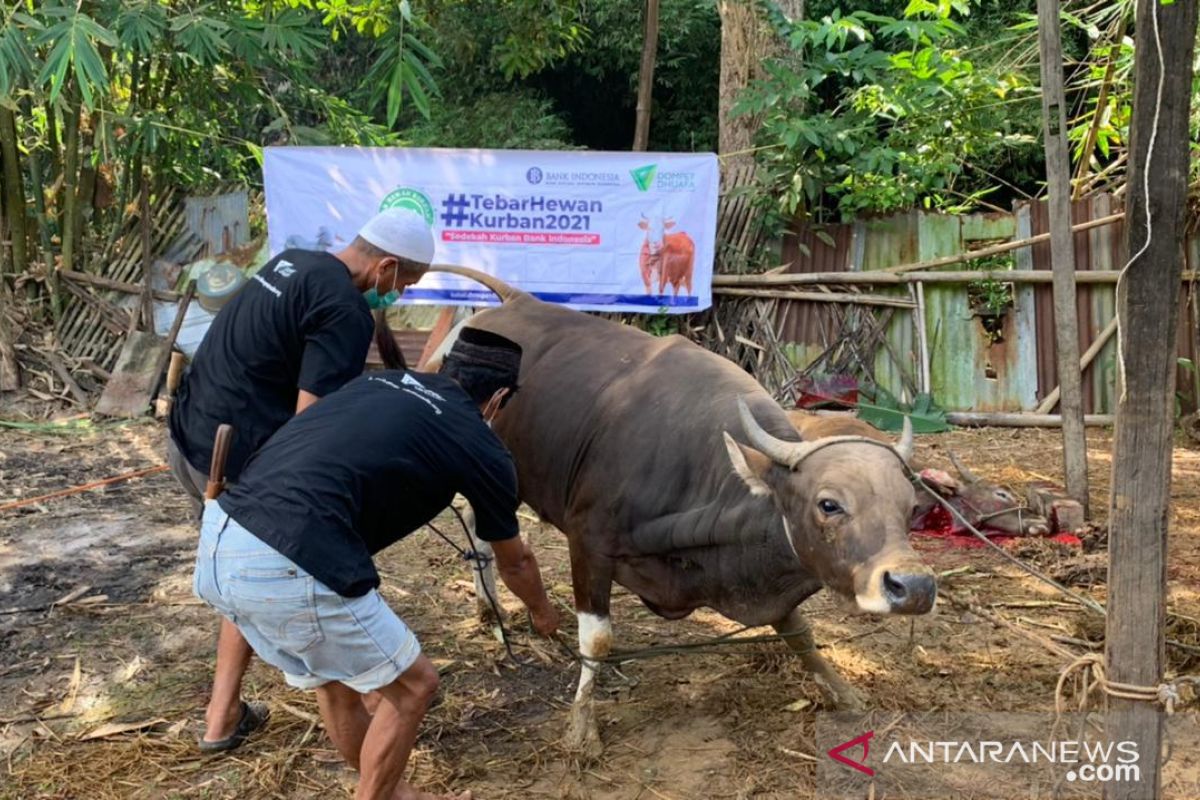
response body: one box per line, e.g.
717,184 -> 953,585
193,501 -> 421,693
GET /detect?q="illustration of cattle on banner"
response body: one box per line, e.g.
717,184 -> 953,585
637,212 -> 696,298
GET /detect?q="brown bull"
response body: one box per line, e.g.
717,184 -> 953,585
427,266 -> 936,755
786,411 -> 1049,536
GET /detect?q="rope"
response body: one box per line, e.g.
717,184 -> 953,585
0,465 -> 170,512
429,507 -> 832,669
1114,0 -> 1165,402
1055,653 -> 1200,716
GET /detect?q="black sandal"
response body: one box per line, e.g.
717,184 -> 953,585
198,701 -> 269,754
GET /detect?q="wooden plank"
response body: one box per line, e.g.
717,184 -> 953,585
1037,0 -> 1088,510
1012,202 -> 1040,411
1105,0 -> 1198,797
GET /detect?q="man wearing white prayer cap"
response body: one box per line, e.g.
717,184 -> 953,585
167,207 -> 435,752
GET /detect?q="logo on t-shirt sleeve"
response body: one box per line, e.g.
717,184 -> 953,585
273,260 -> 296,278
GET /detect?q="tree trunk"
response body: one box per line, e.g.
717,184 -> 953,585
632,0 -> 660,151
74,126 -> 99,268
1104,0 -> 1199,797
0,107 -> 27,281
0,282 -> 19,391
60,102 -> 81,281
718,0 -> 804,164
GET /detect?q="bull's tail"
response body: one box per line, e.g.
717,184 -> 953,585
430,264 -> 520,302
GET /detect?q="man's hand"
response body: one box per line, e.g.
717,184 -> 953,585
491,536 -> 557,638
530,603 -> 560,638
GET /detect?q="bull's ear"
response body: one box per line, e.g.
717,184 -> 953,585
723,432 -> 773,497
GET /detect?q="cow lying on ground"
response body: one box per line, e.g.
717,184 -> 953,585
786,411 -> 1050,536
426,267 -> 936,755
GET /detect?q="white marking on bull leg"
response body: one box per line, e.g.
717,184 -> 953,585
456,498 -> 503,626
565,612 -> 610,757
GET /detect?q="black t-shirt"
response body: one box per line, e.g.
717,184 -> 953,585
217,371 -> 520,597
169,249 -> 373,481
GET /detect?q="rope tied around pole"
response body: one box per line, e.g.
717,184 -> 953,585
1055,653 -> 1200,716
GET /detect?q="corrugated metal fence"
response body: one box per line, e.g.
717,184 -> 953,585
777,194 -> 1199,414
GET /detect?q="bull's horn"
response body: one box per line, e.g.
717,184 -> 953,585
947,450 -> 980,484
430,264 -> 519,302
895,416 -> 914,463
737,397 -> 801,467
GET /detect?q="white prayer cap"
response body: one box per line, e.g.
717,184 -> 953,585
357,208 -> 435,264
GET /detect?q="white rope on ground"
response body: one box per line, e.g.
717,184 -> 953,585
1055,653 -> 1200,716
1115,0 -> 1165,402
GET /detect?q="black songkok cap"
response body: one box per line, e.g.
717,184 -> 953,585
445,327 -> 522,375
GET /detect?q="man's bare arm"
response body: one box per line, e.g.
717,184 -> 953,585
491,536 -> 559,637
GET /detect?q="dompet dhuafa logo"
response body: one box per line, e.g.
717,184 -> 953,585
380,187 -> 435,225
630,164 -> 658,192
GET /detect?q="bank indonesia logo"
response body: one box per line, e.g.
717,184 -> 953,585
526,166 -> 544,185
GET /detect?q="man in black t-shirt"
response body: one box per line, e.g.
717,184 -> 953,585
194,329 -> 557,800
167,208 -> 435,752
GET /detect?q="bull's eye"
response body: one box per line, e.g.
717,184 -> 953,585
995,489 -> 1015,503
818,498 -> 844,516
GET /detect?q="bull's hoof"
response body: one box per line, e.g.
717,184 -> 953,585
563,702 -> 603,759
813,674 -> 866,711
476,598 -> 504,626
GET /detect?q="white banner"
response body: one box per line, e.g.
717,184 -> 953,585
262,146 -> 718,314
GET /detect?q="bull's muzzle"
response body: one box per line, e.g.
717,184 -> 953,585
855,561 -> 937,615
881,569 -> 937,614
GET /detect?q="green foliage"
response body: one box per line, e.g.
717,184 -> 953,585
857,388 -> 951,433
401,91 -> 573,149
739,0 -> 1039,221
534,0 -> 719,151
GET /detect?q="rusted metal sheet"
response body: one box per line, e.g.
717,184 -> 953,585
776,220 -> 855,370
777,195 -> 1199,414
184,191 -> 250,258
1028,194 -> 1122,414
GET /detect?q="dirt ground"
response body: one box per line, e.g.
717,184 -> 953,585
2,420 -> 1199,799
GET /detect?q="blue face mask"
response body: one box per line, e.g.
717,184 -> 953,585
363,287 -> 400,310
363,265 -> 400,310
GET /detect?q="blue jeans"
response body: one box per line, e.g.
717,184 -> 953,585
194,501 -> 421,692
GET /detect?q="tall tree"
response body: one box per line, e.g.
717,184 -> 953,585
717,0 -> 803,163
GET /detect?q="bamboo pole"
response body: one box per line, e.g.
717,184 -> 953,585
58,268 -> 180,302
712,287 -> 917,308
1035,316 -> 1119,413
945,412 -> 1113,427
711,268 -> 1199,286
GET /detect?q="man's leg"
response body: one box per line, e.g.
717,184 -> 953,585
314,655 -> 467,800
203,618 -> 256,741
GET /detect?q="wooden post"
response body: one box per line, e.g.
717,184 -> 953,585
1105,0 -> 1198,797
1036,0 -> 1089,514
632,0 -> 660,151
